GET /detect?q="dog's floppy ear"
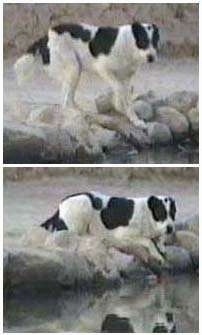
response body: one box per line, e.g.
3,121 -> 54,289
169,197 -> 176,220
131,21 -> 149,49
148,196 -> 167,222
152,24 -> 160,49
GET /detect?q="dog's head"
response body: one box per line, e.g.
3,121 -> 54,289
152,312 -> 176,333
148,196 -> 177,236
132,22 -> 160,63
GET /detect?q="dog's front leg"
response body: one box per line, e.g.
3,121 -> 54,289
94,62 -> 147,132
152,235 -> 167,259
137,237 -> 165,265
124,77 -> 147,130
94,62 -> 126,112
110,227 -> 165,265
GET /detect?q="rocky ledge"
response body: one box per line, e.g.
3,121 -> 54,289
4,215 -> 198,293
4,90 -> 198,163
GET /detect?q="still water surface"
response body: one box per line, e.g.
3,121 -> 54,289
4,275 -> 198,332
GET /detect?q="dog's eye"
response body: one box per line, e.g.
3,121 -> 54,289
138,39 -> 149,49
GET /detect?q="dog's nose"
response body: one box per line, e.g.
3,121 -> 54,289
166,225 -> 173,234
147,54 -> 154,63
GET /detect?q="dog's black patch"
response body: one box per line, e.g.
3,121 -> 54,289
101,314 -> 134,333
152,24 -> 160,49
89,27 -> 118,57
166,312 -> 174,323
27,35 -> 50,65
169,198 -> 176,220
148,196 -> 167,222
132,22 -> 149,50
62,192 -> 103,210
40,210 -> 68,232
100,197 -> 134,230
52,24 -> 91,42
152,324 -> 169,332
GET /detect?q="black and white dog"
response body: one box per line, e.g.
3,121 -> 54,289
15,22 -> 160,129
41,192 -> 176,264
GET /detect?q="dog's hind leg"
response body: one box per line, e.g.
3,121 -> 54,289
61,54 -> 82,110
62,54 -> 82,109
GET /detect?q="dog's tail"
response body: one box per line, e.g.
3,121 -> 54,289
14,35 -> 50,84
40,210 -> 68,232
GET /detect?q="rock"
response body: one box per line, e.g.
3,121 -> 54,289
95,110 -> 151,149
176,214 -> 199,234
136,90 -> 156,103
174,231 -> 199,268
3,121 -> 99,163
155,106 -> 189,140
165,246 -> 193,273
96,90 -> 114,114
187,107 -> 199,133
164,91 -> 198,114
133,100 -> 154,121
3,246 -> 100,290
5,231 -> 146,291
3,250 -> 10,288
151,98 -> 167,110
147,122 -> 173,145
31,105 -> 59,125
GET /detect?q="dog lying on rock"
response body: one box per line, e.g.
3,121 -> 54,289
40,192 -> 176,265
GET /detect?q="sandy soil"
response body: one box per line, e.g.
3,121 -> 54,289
4,173 -> 198,244
4,57 -> 198,124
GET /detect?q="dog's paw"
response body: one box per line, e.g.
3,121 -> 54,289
112,94 -> 127,112
153,251 -> 166,267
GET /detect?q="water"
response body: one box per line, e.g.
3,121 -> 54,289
4,143 -> 198,164
102,144 -> 198,164
4,275 -> 198,332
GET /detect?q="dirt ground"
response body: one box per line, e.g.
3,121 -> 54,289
3,57 -> 198,125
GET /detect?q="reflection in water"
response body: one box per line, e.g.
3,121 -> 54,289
101,314 -> 134,333
103,145 -> 198,164
101,312 -> 176,333
4,143 -> 198,164
4,276 -> 198,333
152,312 -> 176,333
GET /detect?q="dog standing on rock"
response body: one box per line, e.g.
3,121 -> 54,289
15,21 -> 160,130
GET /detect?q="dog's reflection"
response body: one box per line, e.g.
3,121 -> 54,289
101,312 -> 176,333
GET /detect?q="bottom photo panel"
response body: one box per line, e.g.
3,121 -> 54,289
3,167 -> 199,333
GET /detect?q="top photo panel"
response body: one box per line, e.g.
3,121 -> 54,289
3,3 -> 199,164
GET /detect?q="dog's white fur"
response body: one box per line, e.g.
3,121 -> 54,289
14,22 -> 159,130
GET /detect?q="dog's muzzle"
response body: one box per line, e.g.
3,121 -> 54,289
166,225 -> 173,235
